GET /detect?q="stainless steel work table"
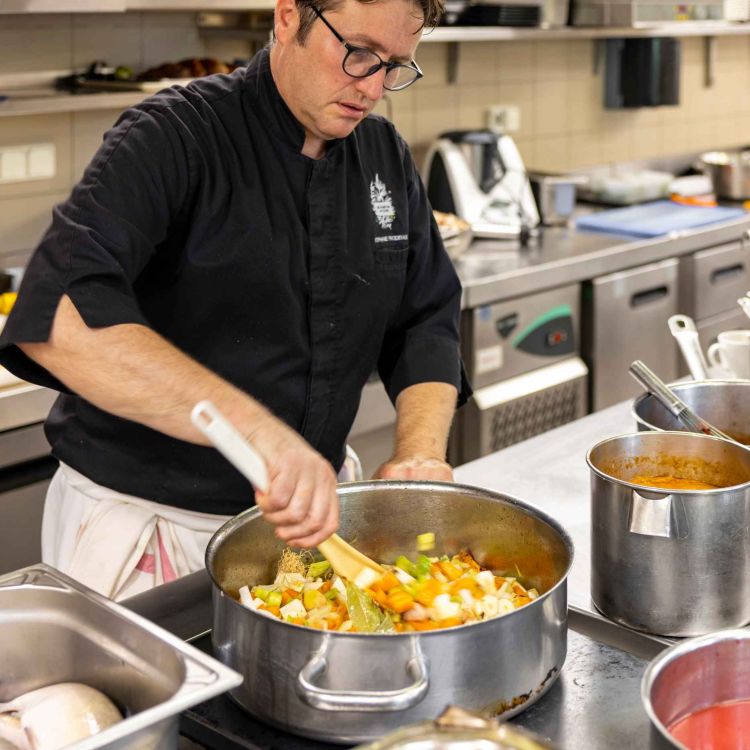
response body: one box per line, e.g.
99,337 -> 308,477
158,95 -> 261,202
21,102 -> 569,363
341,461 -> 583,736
457,213 -> 750,308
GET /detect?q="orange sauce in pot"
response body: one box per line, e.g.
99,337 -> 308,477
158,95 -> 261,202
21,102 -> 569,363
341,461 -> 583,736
630,474 -> 721,491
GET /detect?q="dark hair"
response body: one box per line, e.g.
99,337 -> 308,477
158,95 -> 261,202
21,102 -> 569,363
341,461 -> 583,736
294,0 -> 444,44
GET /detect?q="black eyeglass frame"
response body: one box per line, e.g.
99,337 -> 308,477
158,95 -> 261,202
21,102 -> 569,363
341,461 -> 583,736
311,5 -> 424,91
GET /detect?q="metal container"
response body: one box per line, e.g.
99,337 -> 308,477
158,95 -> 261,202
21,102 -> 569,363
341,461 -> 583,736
353,705 -> 558,749
642,629 -> 750,749
528,173 -> 583,226
587,431 -> 750,636
701,149 -> 750,200
0,564 -> 242,749
632,379 -> 750,445
206,481 -> 573,744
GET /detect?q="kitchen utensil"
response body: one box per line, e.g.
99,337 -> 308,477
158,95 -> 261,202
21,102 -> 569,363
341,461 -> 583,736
190,400 -> 384,584
739,293 -> 750,320
0,564 -> 242,749
632,379 -> 750,445
667,314 -> 709,380
575,200 -> 745,238
206,480 -> 572,742
587,430 -> 750,636
642,629 -> 750,749
628,360 -> 737,443
707,329 -> 750,379
352,705 -> 559,750
528,172 -> 586,226
701,149 -> 750,200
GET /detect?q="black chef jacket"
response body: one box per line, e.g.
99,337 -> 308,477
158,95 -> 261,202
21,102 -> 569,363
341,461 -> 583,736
0,48 -> 470,515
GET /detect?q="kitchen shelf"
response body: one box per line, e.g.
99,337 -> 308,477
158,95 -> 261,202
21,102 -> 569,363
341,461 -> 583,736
126,0 -> 274,9
0,90 -> 148,118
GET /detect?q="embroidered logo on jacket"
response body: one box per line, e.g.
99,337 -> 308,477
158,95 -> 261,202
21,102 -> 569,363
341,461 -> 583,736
370,174 -> 396,230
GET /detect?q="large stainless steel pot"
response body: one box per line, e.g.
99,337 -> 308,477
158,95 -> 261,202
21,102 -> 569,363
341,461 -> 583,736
206,481 -> 573,744
701,149 -> 750,199
587,432 -> 750,636
642,629 -> 750,749
632,379 -> 750,445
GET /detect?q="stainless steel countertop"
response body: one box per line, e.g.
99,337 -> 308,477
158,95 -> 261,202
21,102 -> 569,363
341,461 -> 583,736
457,213 -> 750,308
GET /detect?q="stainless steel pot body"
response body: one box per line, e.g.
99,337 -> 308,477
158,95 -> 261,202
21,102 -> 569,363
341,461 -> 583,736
642,629 -> 750,749
588,432 -> 750,636
701,150 -> 750,199
206,481 -> 573,744
632,379 -> 750,445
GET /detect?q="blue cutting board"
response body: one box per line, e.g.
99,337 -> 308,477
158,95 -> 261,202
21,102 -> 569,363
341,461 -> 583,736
576,200 -> 746,238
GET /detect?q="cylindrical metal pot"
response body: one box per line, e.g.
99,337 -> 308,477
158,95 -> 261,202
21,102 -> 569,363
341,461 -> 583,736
206,481 -> 573,744
701,150 -> 750,199
632,379 -> 750,445
587,431 -> 750,636
642,629 -> 750,749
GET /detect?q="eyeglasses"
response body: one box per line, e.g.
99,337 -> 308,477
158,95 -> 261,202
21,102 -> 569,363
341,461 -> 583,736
311,5 -> 423,92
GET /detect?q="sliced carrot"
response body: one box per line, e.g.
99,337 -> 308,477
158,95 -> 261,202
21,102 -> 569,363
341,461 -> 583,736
437,561 -> 462,581
319,580 -> 332,594
415,579 -> 443,607
259,604 -> 281,617
386,590 -> 415,614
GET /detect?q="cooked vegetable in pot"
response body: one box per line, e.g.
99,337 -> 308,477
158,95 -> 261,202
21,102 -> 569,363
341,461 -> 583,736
237,549 -> 539,633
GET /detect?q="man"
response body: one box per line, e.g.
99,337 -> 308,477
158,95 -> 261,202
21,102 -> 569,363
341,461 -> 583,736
0,0 -> 469,599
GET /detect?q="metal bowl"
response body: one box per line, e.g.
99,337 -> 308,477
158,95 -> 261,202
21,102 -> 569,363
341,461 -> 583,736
631,379 -> 750,445
440,226 -> 473,260
642,629 -> 750,749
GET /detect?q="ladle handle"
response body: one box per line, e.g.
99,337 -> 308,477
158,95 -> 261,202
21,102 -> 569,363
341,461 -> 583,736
668,315 -> 709,381
629,361 -> 686,419
191,400 -> 270,493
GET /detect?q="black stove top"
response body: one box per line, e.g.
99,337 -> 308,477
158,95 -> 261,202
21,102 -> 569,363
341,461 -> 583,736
179,635 -> 351,750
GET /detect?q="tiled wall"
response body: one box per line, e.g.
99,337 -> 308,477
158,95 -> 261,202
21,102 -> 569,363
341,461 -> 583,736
1,12 -> 750,258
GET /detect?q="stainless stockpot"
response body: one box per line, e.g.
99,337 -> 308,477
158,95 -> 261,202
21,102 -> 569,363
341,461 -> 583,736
206,481 -> 573,744
632,379 -> 750,445
642,629 -> 750,749
587,432 -> 750,636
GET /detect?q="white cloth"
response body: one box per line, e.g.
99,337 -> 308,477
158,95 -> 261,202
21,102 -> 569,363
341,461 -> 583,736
42,463 -> 231,601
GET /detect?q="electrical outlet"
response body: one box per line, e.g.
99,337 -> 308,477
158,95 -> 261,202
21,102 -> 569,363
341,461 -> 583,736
0,142 -> 56,184
486,104 -> 521,133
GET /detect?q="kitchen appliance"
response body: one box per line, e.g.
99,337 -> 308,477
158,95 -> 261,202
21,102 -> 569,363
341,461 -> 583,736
571,0 -> 724,25
453,0 -> 543,25
206,480 -> 573,744
424,130 -> 539,239
587,430 -> 750,636
0,564 -> 242,749
701,149 -> 750,200
453,283 -> 588,464
642,629 -> 750,750
633,379 -> 750,444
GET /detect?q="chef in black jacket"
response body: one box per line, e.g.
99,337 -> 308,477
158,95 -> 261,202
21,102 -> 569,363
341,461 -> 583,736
0,0 -> 470,597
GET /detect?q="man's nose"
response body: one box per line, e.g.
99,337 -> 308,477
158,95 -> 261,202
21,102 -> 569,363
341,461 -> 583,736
355,68 -> 387,102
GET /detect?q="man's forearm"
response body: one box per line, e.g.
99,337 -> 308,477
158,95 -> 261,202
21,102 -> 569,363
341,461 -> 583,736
392,381 -> 458,460
19,295 -> 269,445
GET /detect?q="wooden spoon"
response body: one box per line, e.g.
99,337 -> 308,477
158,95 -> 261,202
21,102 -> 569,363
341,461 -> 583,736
191,400 -> 384,585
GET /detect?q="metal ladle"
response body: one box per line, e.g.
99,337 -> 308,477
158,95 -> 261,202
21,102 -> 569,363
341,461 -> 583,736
191,400 -> 384,584
629,360 -> 740,445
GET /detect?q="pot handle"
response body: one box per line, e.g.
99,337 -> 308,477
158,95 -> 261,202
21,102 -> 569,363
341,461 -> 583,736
628,490 -> 675,538
296,636 -> 429,712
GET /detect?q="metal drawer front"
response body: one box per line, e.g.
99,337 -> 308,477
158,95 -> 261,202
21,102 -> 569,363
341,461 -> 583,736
692,241 -> 750,320
695,307 -> 750,350
0,478 -> 51,574
585,258 -> 679,411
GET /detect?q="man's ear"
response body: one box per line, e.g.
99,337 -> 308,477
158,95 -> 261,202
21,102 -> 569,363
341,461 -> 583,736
274,0 -> 299,44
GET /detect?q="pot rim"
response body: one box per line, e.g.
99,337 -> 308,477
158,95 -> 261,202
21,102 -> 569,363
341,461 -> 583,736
205,479 -> 574,638
586,430 -> 750,494
640,627 -> 750,750
630,379 -> 750,434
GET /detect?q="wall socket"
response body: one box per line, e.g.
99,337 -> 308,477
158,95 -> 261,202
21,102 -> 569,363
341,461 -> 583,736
0,143 -> 56,184
486,104 -> 521,133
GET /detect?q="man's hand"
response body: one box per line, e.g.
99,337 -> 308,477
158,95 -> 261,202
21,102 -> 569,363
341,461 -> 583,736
250,416 -> 339,548
373,455 -> 453,481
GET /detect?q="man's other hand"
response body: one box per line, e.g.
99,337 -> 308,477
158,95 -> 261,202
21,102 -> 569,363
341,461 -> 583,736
373,455 -> 453,482
252,419 -> 339,548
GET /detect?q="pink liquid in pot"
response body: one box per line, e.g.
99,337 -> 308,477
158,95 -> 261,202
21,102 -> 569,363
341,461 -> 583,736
667,698 -> 750,750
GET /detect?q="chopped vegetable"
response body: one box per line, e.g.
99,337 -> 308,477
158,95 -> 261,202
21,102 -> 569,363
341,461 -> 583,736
416,532 -> 436,551
238,548 -> 539,633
